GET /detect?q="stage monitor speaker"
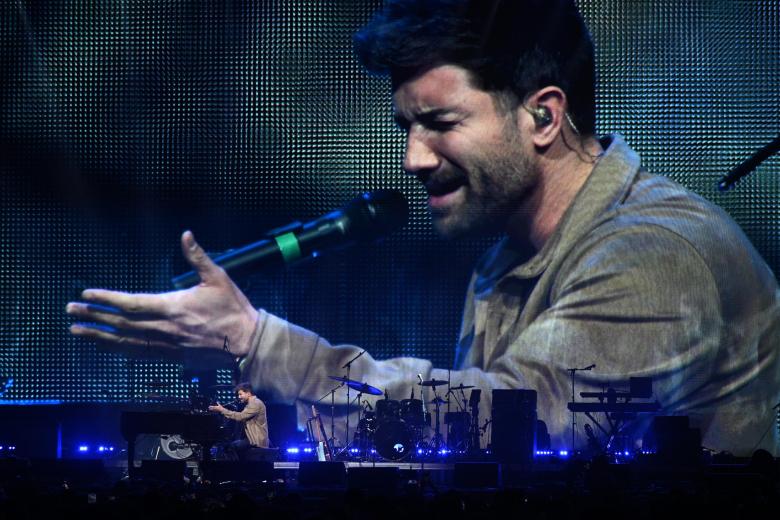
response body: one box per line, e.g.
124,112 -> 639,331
453,462 -> 500,488
645,416 -> 701,465
0,459 -> 30,483
244,447 -> 280,462
491,389 -> 537,464
30,459 -> 107,488
201,461 -> 274,483
347,466 -> 399,493
135,459 -> 186,481
297,461 -> 346,488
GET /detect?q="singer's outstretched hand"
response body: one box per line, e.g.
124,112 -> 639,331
66,231 -> 259,357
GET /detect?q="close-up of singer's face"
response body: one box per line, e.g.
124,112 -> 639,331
393,64 -> 540,239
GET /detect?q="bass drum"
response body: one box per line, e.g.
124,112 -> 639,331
373,419 -> 414,461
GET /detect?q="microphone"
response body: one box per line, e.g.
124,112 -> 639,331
172,189 -> 408,288
718,134 -> 780,191
583,364 -> 596,371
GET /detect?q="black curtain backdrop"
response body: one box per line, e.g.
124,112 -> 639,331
1,1 -> 778,404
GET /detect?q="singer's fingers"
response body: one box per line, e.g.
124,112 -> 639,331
180,230 -> 224,285
66,302 -> 179,336
79,289 -> 169,315
69,322 -> 177,350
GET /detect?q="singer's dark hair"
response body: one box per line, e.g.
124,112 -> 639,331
235,382 -> 254,394
354,0 -> 596,135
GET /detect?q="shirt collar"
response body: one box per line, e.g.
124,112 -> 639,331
474,134 -> 642,292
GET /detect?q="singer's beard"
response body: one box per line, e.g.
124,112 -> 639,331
429,130 -> 538,239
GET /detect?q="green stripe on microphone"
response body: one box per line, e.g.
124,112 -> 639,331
275,232 -> 302,264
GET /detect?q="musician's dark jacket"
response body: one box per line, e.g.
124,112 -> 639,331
218,395 -> 269,448
240,135 -> 780,456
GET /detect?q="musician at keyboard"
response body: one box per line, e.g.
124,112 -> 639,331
209,382 -> 269,458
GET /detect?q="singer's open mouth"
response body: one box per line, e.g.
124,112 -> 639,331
425,176 -> 467,209
425,176 -> 467,197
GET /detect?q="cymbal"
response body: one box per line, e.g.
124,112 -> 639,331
328,376 -> 383,396
450,384 -> 475,391
418,378 -> 448,387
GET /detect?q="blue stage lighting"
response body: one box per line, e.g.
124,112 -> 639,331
286,447 -> 300,454
303,447 -> 312,453
559,450 -> 569,457
78,445 -> 89,452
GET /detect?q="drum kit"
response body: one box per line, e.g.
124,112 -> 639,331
318,374 -> 483,462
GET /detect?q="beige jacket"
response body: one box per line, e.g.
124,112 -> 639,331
220,395 -> 269,448
241,135 -> 780,456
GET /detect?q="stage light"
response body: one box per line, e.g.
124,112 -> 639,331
535,450 -> 555,456
559,450 -> 569,457
303,447 -> 313,453
78,445 -> 89,452
286,447 -> 300,454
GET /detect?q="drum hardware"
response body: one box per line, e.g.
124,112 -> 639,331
417,378 -> 448,387
423,378 -> 448,452
317,381 -> 344,449
330,349 -> 372,458
468,389 -> 481,453
308,372 -> 488,462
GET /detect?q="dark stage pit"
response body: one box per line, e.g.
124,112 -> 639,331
1,456 -> 779,519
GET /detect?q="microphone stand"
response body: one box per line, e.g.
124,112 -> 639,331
317,382 -> 343,447
339,350 -> 365,458
567,364 -> 595,453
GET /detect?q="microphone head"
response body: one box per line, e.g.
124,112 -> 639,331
344,189 -> 408,242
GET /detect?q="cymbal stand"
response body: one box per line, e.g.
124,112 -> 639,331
445,369 -> 451,448
337,392 -> 365,459
468,390 -> 481,454
430,384 -> 445,453
340,350 -> 366,457
316,382 -> 343,447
